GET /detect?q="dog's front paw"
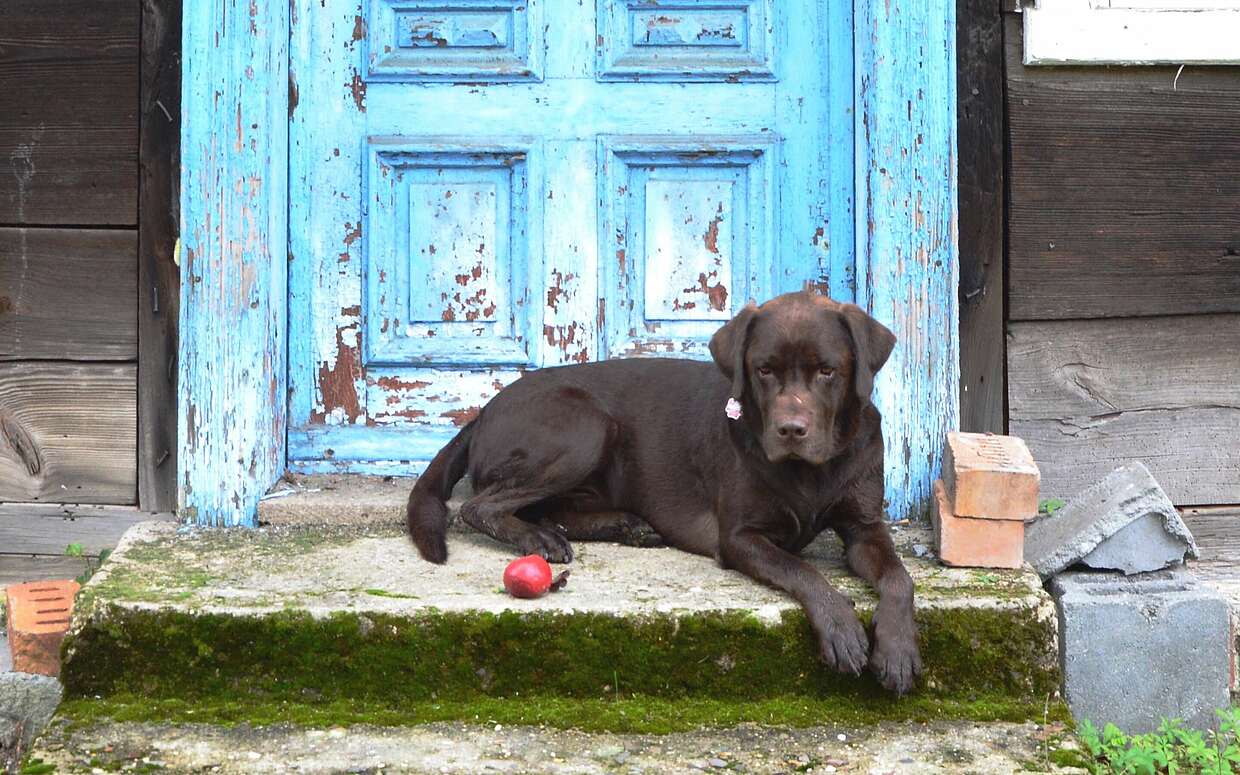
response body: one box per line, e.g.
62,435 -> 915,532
517,526 -> 575,564
814,604 -> 870,676
869,622 -> 922,696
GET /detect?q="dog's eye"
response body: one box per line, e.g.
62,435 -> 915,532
819,367 -> 835,378
757,366 -> 773,377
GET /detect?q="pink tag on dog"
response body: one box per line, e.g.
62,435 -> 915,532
725,398 -> 743,420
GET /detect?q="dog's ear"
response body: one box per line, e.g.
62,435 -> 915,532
710,303 -> 758,401
840,304 -> 896,405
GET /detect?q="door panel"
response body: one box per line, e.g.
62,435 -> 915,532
289,0 -> 854,473
598,137 -> 775,359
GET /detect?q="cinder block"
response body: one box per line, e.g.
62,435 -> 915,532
4,580 -> 79,677
1025,462 -> 1198,580
931,479 -> 1025,569
1051,570 -> 1231,733
943,432 -> 1040,520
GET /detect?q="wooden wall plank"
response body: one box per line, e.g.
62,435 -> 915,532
0,228 -> 137,360
138,0 -> 182,512
180,0 -> 289,525
1005,16 -> 1240,321
958,0 -> 1006,434
854,0 -> 960,520
0,503 -> 173,556
0,556 -> 93,586
1008,315 -> 1240,505
0,363 -> 136,504
0,0 -> 139,225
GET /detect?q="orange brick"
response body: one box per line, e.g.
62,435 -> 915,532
943,432 -> 1040,520
931,479 -> 1025,569
5,579 -> 80,676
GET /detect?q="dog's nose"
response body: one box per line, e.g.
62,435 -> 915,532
776,417 -> 810,439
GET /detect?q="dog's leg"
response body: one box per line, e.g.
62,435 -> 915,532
718,530 -> 870,676
459,484 -> 579,563
536,509 -> 664,548
834,510 -> 922,695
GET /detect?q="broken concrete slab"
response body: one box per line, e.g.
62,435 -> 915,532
1079,512 -> 1198,575
0,671 -> 62,767
1051,570 -> 1230,733
59,520 -> 1060,725
1024,462 -> 1198,579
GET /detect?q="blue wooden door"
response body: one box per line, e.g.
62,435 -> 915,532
288,0 -> 855,474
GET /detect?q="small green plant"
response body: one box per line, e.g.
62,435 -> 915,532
1039,498 -> 1067,518
1078,707 -> 1240,774
65,544 -> 112,586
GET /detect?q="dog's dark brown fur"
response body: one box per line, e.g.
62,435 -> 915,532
407,290 -> 922,694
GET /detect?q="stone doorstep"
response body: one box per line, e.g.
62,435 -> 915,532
59,510 -> 1061,719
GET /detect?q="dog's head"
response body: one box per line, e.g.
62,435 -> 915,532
709,290 -> 896,465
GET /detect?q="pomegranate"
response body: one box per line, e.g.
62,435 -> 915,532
502,555 -> 570,599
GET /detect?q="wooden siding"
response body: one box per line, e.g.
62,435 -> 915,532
0,363 -> 137,504
1005,12 -> 1240,507
1008,316 -> 1240,504
0,0 -> 139,225
0,228 -> 138,360
1007,19 -> 1240,322
0,503 -> 173,557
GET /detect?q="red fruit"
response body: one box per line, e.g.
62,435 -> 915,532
503,555 -> 553,599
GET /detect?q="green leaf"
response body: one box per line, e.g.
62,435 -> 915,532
65,542 -> 84,557
1038,498 -> 1067,517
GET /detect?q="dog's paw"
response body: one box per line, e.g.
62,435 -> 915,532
815,607 -> 870,676
625,520 -> 666,548
869,628 -> 923,696
517,526 -> 575,564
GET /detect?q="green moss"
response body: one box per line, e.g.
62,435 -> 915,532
1047,747 -> 1093,770
62,602 -> 1057,711
57,694 -> 1071,735
363,588 -> 420,600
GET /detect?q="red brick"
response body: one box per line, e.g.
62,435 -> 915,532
943,432 -> 1040,520
931,479 -> 1025,569
5,579 -> 80,676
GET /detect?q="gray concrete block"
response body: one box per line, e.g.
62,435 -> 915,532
1051,570 -> 1230,733
0,672 -> 61,766
1025,462 -> 1198,579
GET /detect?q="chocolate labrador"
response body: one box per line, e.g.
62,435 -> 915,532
407,290 -> 922,694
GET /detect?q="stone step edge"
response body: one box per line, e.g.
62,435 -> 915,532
60,595 -> 1060,712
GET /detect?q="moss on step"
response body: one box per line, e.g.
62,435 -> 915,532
62,602 -> 1058,711
56,693 -> 1072,736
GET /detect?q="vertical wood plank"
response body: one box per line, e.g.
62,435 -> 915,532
287,0 -> 367,441
179,0 -> 289,525
775,0 -> 855,299
957,0 -> 1006,434
138,0 -> 181,512
855,0 -> 960,520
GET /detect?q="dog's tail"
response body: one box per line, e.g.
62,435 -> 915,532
407,420 -> 475,564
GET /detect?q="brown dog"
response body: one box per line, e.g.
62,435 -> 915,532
407,290 -> 922,694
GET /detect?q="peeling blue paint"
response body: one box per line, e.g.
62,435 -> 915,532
854,0 -> 960,519
179,0 -> 289,526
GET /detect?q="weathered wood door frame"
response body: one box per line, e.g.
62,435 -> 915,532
178,1 -> 958,526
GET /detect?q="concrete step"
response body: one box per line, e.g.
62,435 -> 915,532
26,716 -> 1090,774
59,518 -> 1061,730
